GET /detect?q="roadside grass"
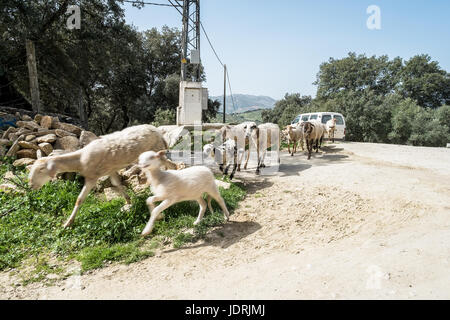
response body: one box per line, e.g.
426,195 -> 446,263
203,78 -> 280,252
0,159 -> 246,280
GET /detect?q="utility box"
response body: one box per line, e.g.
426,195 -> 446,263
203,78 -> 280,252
177,81 -> 208,125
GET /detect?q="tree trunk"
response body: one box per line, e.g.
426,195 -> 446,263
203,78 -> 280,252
26,39 -> 40,113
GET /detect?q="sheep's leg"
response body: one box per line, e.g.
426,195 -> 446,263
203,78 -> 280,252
63,180 -> 96,228
110,172 -> 131,204
142,199 -> 174,236
207,195 -> 214,213
209,189 -> 230,221
146,195 -> 164,220
300,139 -> 304,151
287,139 -> 291,154
243,148 -> 250,170
307,139 -> 312,160
193,197 -> 207,225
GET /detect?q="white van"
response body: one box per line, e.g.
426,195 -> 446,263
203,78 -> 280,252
291,112 -> 346,140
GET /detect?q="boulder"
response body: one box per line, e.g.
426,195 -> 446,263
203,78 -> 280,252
79,130 -> 98,148
4,171 -> 16,180
38,142 -> 53,156
35,129 -> 56,136
16,121 -> 41,131
2,127 -> 16,139
55,129 -> 77,138
36,134 -> 57,144
0,139 -> 12,147
16,149 -> 37,159
25,135 -> 36,142
18,141 -> 39,150
21,114 -> 33,121
40,115 -> 53,129
0,183 -> 18,192
50,116 -> 60,129
13,158 -> 35,167
55,122 -> 82,136
36,149 -> 44,159
104,187 -> 122,201
6,135 -> 25,157
54,136 -> 79,151
34,114 -> 43,123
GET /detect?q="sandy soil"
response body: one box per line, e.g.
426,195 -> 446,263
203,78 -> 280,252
1,142 -> 449,299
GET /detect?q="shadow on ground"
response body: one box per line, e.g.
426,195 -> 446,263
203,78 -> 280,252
163,220 -> 262,252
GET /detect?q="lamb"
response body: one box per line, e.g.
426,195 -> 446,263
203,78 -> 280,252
301,121 -> 326,160
28,124 -> 179,228
203,139 -> 245,180
138,150 -> 230,236
285,124 -> 304,156
326,118 -> 337,143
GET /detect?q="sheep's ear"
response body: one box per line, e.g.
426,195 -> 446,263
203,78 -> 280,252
156,150 -> 167,158
46,160 -> 57,178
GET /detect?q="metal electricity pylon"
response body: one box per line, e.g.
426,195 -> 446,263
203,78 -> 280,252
169,0 -> 201,82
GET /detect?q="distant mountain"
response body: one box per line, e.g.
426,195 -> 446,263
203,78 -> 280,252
210,94 -> 276,114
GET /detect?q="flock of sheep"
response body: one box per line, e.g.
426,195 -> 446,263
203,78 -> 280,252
27,118 -> 337,237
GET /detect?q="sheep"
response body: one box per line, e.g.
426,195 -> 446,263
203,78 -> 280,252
301,121 -> 326,160
203,139 -> 245,180
285,124 -> 304,156
28,124 -> 179,228
138,150 -> 230,236
326,118 -> 337,143
219,121 -> 257,172
255,122 -> 281,173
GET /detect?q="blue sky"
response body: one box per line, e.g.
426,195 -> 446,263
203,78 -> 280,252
121,0 -> 450,100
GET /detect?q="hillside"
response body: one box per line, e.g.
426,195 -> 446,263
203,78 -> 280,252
210,94 -> 276,114
213,109 -> 264,124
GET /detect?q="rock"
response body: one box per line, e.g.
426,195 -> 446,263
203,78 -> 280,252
124,175 -> 148,193
35,129 -> 56,136
55,122 -> 82,136
16,149 -> 37,159
36,134 -> 57,144
13,158 -> 35,167
0,139 -> 12,147
4,171 -> 16,180
18,141 -> 39,150
48,149 -> 68,157
34,114 -> 43,123
54,136 -> 79,151
55,129 -> 77,138
21,114 -> 33,121
95,176 -> 112,191
0,183 -> 17,192
50,117 -> 60,129
104,187 -> 122,201
121,165 -> 141,179
40,116 -> 53,129
38,143 -> 53,156
79,130 -> 98,147
6,135 -> 25,157
215,179 -> 231,190
36,149 -> 44,159
16,121 -> 41,131
25,135 -> 36,142
2,127 -> 16,140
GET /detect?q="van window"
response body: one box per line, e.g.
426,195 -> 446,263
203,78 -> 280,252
301,115 -> 309,121
310,114 -> 318,120
321,114 -> 332,124
292,115 -> 300,124
334,115 -> 344,125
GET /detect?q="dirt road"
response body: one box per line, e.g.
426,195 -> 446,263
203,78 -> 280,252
1,142 -> 449,299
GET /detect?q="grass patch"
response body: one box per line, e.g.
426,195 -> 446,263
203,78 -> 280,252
0,159 -> 246,278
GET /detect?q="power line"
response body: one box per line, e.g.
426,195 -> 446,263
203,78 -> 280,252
226,68 -> 236,113
122,0 -> 179,7
200,22 -> 223,67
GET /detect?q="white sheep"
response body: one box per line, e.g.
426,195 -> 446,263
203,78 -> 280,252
203,139 -> 245,180
326,118 -> 337,143
285,124 -> 304,156
28,124 -> 179,228
138,150 -> 230,236
255,122 -> 280,173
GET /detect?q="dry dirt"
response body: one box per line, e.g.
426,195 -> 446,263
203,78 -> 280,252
1,142 -> 449,299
